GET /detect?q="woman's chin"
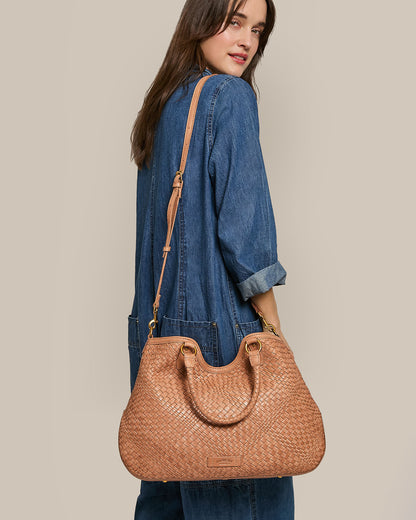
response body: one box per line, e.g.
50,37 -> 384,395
214,66 -> 243,77
206,59 -> 245,77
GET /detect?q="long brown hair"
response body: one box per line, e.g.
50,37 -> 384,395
130,0 -> 276,170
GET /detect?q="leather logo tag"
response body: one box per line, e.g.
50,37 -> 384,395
207,456 -> 242,467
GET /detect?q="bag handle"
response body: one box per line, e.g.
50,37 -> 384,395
183,342 -> 262,425
147,73 -> 279,339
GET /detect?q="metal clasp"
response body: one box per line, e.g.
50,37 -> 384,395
148,304 -> 159,337
257,310 -> 279,336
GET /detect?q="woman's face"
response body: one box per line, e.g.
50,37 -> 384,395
200,0 -> 267,77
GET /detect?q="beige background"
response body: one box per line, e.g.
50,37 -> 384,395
1,1 -> 415,518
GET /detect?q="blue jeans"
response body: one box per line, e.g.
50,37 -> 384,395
134,476 -> 294,519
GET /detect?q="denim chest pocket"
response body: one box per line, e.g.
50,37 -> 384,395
160,315 -> 219,367
235,317 -> 263,343
127,314 -> 142,393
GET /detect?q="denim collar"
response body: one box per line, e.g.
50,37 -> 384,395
192,65 -> 213,76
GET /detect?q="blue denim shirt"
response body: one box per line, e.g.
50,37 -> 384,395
127,67 -> 287,392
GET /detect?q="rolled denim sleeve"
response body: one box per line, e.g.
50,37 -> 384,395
208,77 -> 287,302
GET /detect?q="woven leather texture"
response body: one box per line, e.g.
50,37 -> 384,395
118,331 -> 326,481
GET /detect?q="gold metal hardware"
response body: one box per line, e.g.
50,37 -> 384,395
266,323 -> 279,336
180,342 -> 197,356
175,170 -> 183,183
245,339 -> 262,353
148,319 -> 156,337
256,310 -> 279,336
148,304 -> 159,337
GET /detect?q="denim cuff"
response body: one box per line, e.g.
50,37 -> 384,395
236,261 -> 287,302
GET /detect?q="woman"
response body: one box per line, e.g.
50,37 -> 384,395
127,0 -> 294,518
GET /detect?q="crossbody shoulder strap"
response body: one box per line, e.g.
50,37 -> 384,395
148,73 -> 217,337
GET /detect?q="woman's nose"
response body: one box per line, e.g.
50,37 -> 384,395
236,27 -> 254,50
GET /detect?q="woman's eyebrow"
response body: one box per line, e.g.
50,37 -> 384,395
233,12 -> 266,27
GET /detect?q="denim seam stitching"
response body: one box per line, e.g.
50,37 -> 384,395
211,321 -> 219,365
150,158 -> 157,328
248,479 -> 258,520
162,315 -> 214,327
207,76 -> 238,176
225,272 -> 242,349
178,200 -> 186,320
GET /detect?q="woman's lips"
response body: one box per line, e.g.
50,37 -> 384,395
229,54 -> 246,65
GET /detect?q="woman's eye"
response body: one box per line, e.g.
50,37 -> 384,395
230,19 -> 262,36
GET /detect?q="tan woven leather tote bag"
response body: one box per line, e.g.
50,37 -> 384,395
118,74 -> 326,482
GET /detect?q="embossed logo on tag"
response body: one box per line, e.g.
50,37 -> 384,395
207,456 -> 242,467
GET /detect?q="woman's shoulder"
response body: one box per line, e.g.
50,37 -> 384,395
168,72 -> 258,132
201,74 -> 259,137
203,73 -> 257,106
172,71 -> 256,112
